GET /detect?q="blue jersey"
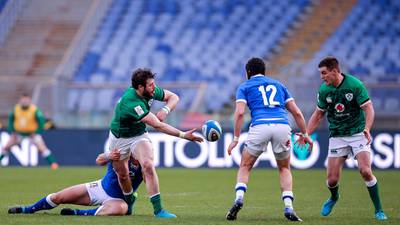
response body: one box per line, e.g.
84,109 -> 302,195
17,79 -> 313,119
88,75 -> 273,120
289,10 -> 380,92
101,160 -> 143,199
236,74 -> 293,126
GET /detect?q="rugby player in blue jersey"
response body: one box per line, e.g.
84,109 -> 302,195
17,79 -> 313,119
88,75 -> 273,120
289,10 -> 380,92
8,149 -> 143,216
225,58 -> 313,221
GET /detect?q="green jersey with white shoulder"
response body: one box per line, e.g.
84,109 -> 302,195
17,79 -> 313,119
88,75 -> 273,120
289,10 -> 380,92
317,74 -> 370,137
110,86 -> 165,138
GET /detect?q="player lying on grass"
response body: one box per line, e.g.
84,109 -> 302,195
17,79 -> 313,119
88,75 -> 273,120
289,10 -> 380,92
8,149 -> 142,216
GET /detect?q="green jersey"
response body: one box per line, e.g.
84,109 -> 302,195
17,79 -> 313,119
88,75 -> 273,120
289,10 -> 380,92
110,86 -> 165,138
317,74 -> 370,137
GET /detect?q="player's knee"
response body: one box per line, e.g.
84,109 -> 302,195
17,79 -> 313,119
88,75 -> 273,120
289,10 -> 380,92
107,202 -> 128,216
114,164 -> 129,177
240,160 -> 253,170
327,174 -> 339,186
278,165 -> 290,174
141,160 -> 155,172
50,193 -> 63,204
277,159 -> 290,171
119,173 -> 130,181
118,202 -> 128,215
115,170 -> 130,181
359,167 -> 373,180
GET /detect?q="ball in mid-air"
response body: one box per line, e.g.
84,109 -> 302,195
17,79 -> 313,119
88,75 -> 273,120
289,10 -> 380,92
202,120 -> 222,142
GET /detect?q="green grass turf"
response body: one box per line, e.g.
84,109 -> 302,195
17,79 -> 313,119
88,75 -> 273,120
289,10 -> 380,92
0,167 -> 399,225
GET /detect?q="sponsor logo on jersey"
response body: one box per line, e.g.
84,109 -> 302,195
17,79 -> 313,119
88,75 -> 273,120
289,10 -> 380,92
345,93 -> 353,101
326,96 -> 332,103
148,99 -> 154,107
335,103 -> 345,112
134,105 -> 145,116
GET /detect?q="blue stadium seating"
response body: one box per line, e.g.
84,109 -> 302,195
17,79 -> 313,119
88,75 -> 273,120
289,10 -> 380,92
0,0 -> 7,13
71,0 -> 310,113
312,0 -> 400,78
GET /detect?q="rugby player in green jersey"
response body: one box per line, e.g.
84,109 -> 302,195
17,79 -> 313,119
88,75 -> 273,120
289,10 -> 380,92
109,68 -> 203,218
307,57 -> 387,220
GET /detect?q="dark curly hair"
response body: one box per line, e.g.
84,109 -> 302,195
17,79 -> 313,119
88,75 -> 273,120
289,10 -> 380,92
131,68 -> 156,89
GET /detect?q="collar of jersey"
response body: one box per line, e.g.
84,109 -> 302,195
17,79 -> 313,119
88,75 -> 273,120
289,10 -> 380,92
336,73 -> 346,88
251,74 -> 264,79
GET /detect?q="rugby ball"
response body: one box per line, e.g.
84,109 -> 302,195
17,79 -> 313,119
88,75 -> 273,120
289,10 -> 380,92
202,120 -> 222,142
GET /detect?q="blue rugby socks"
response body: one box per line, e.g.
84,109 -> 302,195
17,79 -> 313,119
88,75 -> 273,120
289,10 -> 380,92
74,208 -> 99,216
235,183 -> 247,203
282,191 -> 294,209
23,194 -> 58,213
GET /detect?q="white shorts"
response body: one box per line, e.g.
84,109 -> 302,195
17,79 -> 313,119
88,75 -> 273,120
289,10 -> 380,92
328,132 -> 371,159
245,123 -> 292,160
108,131 -> 151,160
85,180 -> 121,206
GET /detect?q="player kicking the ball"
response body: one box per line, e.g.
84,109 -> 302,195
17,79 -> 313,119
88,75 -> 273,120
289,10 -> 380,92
226,58 -> 313,221
8,149 -> 142,216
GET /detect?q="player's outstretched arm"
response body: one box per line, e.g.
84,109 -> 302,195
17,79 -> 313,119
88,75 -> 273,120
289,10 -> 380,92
286,100 -> 307,134
141,112 -> 203,142
307,107 -> 325,135
156,90 -> 179,122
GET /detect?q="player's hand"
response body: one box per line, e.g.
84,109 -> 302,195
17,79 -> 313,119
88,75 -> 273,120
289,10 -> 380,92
295,133 -> 313,151
108,149 -> 121,161
183,129 -> 204,142
363,129 -> 372,145
227,141 -> 238,155
156,110 -> 168,122
96,149 -> 120,165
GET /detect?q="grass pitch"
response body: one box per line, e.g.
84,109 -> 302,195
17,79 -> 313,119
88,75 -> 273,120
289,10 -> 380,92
0,167 -> 399,225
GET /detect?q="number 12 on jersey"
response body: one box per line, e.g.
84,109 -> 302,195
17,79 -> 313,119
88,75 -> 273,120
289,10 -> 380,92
258,85 -> 279,107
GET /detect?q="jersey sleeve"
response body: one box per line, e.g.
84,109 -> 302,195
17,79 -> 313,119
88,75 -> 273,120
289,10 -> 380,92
129,102 -> 150,121
154,86 -> 165,101
236,84 -> 247,103
356,82 -> 370,106
317,87 -> 327,110
282,85 -> 294,103
35,109 -> 45,134
8,110 -> 15,133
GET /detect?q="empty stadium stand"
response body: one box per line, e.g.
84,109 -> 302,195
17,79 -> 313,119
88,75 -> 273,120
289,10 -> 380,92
71,0 -> 311,114
0,0 -> 7,13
